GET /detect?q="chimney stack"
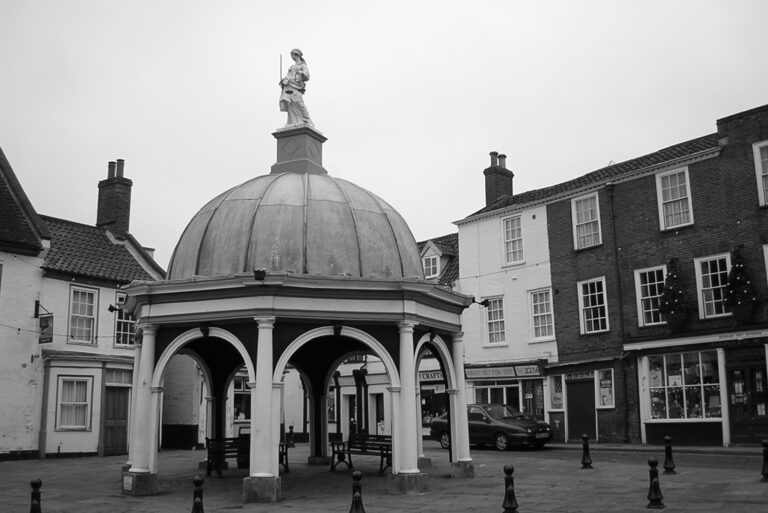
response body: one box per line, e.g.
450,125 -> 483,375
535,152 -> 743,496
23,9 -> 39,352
97,158 -> 133,237
483,150 -> 514,206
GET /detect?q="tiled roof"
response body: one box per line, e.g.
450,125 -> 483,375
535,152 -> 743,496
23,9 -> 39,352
0,146 -> 49,255
41,215 -> 156,284
418,232 -> 459,288
468,133 -> 720,218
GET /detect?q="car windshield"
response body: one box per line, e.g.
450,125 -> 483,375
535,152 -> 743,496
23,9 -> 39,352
484,404 -> 527,420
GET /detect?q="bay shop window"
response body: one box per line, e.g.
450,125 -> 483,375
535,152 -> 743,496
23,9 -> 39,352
647,351 -> 721,420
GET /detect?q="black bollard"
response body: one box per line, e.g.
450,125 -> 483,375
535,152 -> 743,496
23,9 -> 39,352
191,475 -> 204,513
30,479 -> 42,513
502,464 -> 519,513
663,436 -> 676,475
349,470 -> 366,513
647,458 -> 665,509
761,439 -> 768,482
581,434 -> 593,469
288,425 -> 295,448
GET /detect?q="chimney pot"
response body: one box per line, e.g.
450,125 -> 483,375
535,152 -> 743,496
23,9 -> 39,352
116,159 -> 125,178
498,154 -> 507,169
108,161 -> 116,179
489,151 -> 498,167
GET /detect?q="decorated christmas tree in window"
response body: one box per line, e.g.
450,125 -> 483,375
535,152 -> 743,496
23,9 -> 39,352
725,246 -> 759,324
658,258 -> 690,332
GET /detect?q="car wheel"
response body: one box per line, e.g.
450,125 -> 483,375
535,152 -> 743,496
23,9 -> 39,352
439,432 -> 450,449
533,442 -> 546,449
494,433 -> 509,451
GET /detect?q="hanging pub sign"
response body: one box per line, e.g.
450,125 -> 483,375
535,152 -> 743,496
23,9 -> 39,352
39,314 -> 53,343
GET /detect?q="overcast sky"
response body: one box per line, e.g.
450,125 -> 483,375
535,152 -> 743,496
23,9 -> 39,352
2,1 -> 767,270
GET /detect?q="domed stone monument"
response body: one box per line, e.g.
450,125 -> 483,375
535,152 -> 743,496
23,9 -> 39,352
122,53 -> 474,502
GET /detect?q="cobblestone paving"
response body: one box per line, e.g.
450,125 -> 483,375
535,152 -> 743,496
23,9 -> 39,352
2,442 -> 766,512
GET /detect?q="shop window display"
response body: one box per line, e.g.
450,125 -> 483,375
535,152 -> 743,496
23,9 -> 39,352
648,351 -> 720,420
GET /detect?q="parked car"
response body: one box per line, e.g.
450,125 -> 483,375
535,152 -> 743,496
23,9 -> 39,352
429,403 -> 551,451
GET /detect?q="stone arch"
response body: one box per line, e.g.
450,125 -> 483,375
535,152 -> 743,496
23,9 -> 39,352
414,333 -> 456,390
152,327 -> 255,388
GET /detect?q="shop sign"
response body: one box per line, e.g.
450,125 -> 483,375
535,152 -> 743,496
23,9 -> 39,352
39,314 -> 53,343
419,370 -> 444,382
514,365 -> 541,377
465,363 -> 543,380
433,384 -> 445,393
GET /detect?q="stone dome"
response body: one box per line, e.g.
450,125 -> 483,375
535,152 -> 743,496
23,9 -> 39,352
166,172 -> 424,281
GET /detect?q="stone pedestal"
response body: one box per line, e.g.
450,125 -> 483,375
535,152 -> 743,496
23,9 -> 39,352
387,472 -> 427,495
450,460 -> 475,478
242,476 -> 281,503
417,456 -> 432,471
307,455 -> 331,465
271,126 -> 327,175
121,471 -> 159,496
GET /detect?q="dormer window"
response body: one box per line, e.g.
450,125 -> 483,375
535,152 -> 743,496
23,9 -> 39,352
423,255 -> 440,279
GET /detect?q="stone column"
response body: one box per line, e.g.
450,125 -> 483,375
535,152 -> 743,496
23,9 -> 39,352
243,317 -> 281,502
451,331 -> 474,477
125,335 -> 142,470
123,324 -> 158,495
717,348 -> 730,447
415,385 -> 431,471
388,321 -> 426,494
148,386 -> 164,473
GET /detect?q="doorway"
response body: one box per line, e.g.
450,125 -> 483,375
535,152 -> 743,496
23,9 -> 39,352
103,386 -> 129,455
566,377 -> 596,441
727,358 -> 768,444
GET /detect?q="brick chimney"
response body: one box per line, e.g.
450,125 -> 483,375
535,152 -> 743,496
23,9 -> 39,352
97,158 -> 133,237
483,151 -> 514,206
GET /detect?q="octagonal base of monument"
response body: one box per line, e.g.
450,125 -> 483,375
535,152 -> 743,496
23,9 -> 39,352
387,472 -> 427,495
242,475 -> 282,503
450,460 -> 475,478
121,471 -> 159,496
417,456 -> 432,471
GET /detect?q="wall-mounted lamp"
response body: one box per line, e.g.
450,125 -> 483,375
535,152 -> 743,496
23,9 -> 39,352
107,304 -> 122,313
253,269 -> 267,281
471,298 -> 490,308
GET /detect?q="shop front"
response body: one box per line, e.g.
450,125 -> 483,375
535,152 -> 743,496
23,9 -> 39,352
627,329 -> 768,446
464,362 -> 546,420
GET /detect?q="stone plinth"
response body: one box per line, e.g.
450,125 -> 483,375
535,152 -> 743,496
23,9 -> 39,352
121,471 -> 159,496
450,460 -> 475,478
271,126 -> 327,175
242,475 -> 281,503
417,456 -> 432,471
387,472 -> 427,495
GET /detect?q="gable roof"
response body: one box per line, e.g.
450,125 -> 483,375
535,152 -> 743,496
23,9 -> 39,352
463,133 -> 721,221
417,232 -> 459,288
41,215 -> 162,284
0,146 -> 50,255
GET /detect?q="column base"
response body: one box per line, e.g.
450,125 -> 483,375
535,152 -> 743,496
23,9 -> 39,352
242,476 -> 282,503
450,460 -> 475,478
307,455 -> 331,465
388,472 -> 427,495
417,456 -> 432,471
121,471 -> 159,496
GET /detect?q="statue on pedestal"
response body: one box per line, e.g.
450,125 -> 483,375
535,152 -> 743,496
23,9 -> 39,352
279,49 -> 314,128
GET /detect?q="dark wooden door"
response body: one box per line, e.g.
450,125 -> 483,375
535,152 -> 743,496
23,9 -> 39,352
728,365 -> 768,444
566,379 -> 596,441
103,387 -> 129,455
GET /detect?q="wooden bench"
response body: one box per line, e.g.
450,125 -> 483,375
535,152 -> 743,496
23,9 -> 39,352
330,433 -> 392,475
205,436 -> 289,476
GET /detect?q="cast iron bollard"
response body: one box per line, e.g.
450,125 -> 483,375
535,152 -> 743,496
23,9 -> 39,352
663,436 -> 676,475
191,475 -> 204,513
646,458 -> 665,509
761,439 -> 768,482
581,434 -> 593,469
30,479 -> 42,513
502,464 -> 519,513
349,470 -> 366,513
288,425 -> 295,448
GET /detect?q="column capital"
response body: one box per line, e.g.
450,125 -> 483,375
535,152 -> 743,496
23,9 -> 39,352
137,324 -> 157,336
452,331 -> 464,342
254,316 -> 276,328
397,320 -> 418,333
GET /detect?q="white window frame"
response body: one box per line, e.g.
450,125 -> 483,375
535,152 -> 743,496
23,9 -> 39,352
646,351 -> 722,420
529,288 -> 555,341
56,376 -> 93,430
754,140 -> 768,206
694,253 -> 731,319
595,369 -> 615,408
577,277 -> 609,334
485,297 -> 506,344
113,292 -> 136,347
422,255 -> 440,279
763,244 -> 768,286
656,167 -> 694,230
571,193 -> 602,250
549,375 -> 565,411
68,286 -> 98,344
502,215 -> 524,264
634,265 -> 667,327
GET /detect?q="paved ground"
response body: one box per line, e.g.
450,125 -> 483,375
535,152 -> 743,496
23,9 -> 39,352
2,441 -> 767,512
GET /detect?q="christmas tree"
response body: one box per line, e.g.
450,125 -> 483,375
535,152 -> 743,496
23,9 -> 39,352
725,247 -> 759,323
658,258 -> 690,331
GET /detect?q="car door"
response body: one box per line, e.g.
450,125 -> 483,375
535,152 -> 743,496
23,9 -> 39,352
467,406 -> 492,444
